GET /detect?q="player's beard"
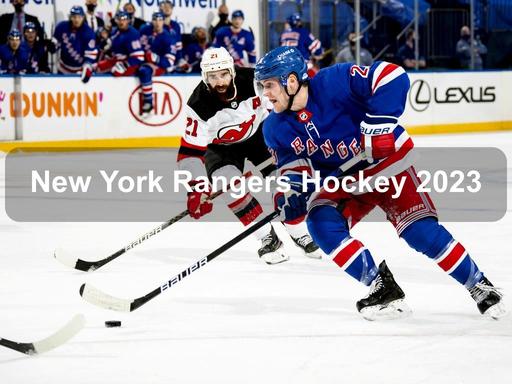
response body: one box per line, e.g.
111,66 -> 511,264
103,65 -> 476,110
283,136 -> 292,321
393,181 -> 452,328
210,81 -> 236,102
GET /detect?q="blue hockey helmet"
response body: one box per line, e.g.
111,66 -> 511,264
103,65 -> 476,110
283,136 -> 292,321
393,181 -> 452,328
152,11 -> 165,20
231,10 -> 244,19
287,13 -> 301,27
23,21 -> 36,33
115,10 -> 130,20
254,46 -> 308,87
69,5 -> 85,17
8,29 -> 22,40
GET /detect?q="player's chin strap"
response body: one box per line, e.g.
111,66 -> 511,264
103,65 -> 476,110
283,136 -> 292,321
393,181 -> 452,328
226,81 -> 238,102
284,74 -> 307,112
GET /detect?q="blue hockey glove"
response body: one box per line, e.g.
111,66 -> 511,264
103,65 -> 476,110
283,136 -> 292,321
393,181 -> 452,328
274,188 -> 307,223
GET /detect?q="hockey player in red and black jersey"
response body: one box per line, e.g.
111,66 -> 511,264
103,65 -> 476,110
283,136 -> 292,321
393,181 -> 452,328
177,47 -> 322,264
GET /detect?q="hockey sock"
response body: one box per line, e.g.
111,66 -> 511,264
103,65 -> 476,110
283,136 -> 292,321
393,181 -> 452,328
137,65 -> 153,105
283,221 -> 309,239
308,206 -> 378,285
401,217 -> 483,288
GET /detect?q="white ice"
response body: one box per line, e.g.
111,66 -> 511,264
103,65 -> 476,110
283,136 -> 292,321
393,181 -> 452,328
1,132 -> 511,384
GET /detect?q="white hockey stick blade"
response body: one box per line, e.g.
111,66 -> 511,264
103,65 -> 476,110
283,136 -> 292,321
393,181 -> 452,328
32,314 -> 86,355
0,314 -> 86,356
80,283 -> 132,312
54,248 -> 80,269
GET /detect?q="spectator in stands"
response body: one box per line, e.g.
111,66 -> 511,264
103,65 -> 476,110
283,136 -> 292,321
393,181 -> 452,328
213,10 -> 256,67
0,29 -> 30,74
0,0 -> 44,45
52,6 -> 98,74
182,27 -> 209,73
335,32 -> 373,66
209,3 -> 231,42
84,0 -> 105,33
397,29 -> 426,69
456,25 -> 487,70
159,0 -> 182,54
124,2 -> 145,31
280,13 -> 323,62
23,21 -> 50,73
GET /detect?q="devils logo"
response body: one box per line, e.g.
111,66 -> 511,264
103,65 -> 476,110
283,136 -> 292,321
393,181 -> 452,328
213,114 -> 256,144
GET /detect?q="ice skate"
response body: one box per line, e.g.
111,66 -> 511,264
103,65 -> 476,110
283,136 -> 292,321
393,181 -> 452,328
469,276 -> 506,320
291,234 -> 322,259
258,227 -> 289,265
140,102 -> 153,118
356,261 -> 411,321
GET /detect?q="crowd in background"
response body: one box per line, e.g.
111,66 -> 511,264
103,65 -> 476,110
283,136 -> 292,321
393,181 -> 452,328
0,0 -> 490,76
0,0 -> 256,76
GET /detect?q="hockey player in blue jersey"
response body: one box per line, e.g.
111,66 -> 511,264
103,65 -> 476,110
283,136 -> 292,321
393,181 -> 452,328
140,12 -> 179,75
159,0 -> 182,56
52,6 -> 97,74
178,47 -> 322,264
213,10 -> 256,67
280,13 -> 323,63
24,21 -> 50,73
0,29 -> 30,74
82,11 -> 153,115
181,27 -> 209,73
254,46 -> 505,320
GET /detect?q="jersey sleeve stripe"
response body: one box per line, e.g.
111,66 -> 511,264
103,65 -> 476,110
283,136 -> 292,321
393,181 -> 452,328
180,137 -> 207,152
372,63 -> 405,94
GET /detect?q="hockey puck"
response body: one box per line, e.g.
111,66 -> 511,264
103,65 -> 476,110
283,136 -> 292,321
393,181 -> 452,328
105,320 -> 122,328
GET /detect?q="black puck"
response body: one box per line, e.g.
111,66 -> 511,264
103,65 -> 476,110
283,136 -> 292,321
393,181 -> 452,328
105,320 -> 122,328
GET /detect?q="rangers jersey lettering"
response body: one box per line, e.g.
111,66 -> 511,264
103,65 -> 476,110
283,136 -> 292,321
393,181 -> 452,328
52,21 -> 97,73
263,61 -> 413,181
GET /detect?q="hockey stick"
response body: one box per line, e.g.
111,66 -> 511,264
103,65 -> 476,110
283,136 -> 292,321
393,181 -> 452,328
80,210 -> 279,312
54,157 -> 274,272
0,314 -> 85,356
78,153 -> 364,312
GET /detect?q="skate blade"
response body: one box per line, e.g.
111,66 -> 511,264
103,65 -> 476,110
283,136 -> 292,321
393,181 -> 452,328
359,299 -> 412,321
484,302 -> 507,320
261,251 -> 290,265
304,249 -> 323,259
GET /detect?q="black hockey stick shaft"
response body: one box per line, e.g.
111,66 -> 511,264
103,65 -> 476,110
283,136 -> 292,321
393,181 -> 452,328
0,338 -> 36,355
130,210 -> 279,311
69,157 -> 274,272
80,210 -> 279,312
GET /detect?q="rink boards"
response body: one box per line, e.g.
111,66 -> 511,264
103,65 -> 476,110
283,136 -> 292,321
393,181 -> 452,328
1,70 -> 512,149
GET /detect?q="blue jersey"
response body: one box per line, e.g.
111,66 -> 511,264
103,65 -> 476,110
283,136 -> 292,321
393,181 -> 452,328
263,62 -> 413,179
140,24 -> 178,70
213,26 -> 256,66
53,21 -> 97,73
280,26 -> 323,60
0,43 -> 30,74
183,42 -> 209,73
165,20 -> 182,53
26,41 -> 50,73
111,26 -> 144,66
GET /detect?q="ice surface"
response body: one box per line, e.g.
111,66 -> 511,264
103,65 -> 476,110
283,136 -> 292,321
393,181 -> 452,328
0,132 -> 511,383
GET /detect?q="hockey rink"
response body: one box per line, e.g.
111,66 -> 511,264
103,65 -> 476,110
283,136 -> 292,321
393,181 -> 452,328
0,132 -> 511,383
